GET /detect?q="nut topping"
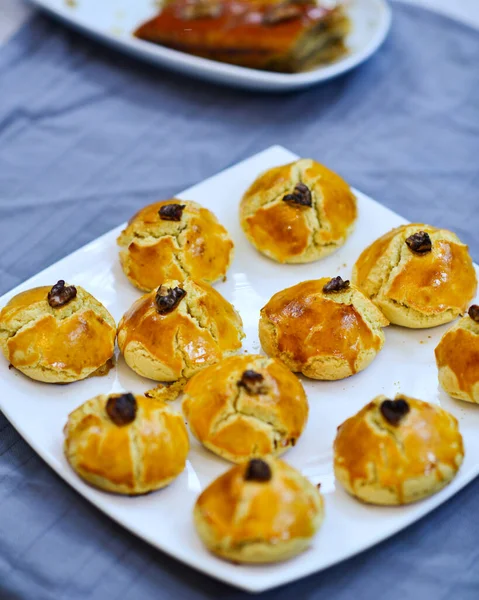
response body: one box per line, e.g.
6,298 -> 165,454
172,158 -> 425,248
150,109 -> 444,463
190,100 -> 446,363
405,231 -> 432,254
244,459 -> 272,482
181,0 -> 222,20
155,285 -> 186,315
282,182 -> 312,207
468,305 -> 479,323
158,203 -> 186,222
106,393 -> 137,426
380,398 -> 410,426
323,276 -> 350,294
263,2 -> 302,24
47,280 -> 77,308
237,370 -> 268,395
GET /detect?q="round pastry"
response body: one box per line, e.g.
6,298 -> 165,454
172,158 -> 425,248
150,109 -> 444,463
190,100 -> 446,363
183,355 -> 308,463
117,199 -> 234,291
240,159 -> 357,264
194,458 -> 323,563
64,392 -> 189,494
0,281 -> 116,383
258,277 -> 389,380
352,224 -> 477,328
117,278 -> 244,382
435,305 -> 479,404
334,394 -> 464,505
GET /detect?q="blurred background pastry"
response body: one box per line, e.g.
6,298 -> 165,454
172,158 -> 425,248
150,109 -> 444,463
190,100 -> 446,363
435,304 -> 479,404
183,354 -> 308,462
118,199 -> 233,291
135,0 -> 351,73
334,394 -> 464,505
259,277 -> 388,380
117,278 -> 244,382
352,224 -> 477,328
0,281 -> 116,383
193,457 -> 323,563
240,159 -> 357,263
64,393 -> 189,494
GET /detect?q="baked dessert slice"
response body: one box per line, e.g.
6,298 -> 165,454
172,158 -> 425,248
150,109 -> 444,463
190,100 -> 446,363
134,0 -> 351,73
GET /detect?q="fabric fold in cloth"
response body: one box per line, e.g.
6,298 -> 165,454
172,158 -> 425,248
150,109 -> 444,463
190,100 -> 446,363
0,3 -> 479,599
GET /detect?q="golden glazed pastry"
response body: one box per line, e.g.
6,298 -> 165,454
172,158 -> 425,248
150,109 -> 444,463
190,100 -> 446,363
194,458 -> 323,563
117,278 -> 244,382
134,0 -> 350,73
259,277 -> 388,380
352,224 -> 477,328
240,159 -> 357,264
183,355 -> 308,463
435,305 -> 479,404
334,394 -> 464,505
0,281 -> 116,383
64,393 -> 189,494
118,199 -> 234,292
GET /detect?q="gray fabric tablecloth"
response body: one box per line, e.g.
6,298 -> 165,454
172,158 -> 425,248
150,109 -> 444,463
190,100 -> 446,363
1,3 -> 479,599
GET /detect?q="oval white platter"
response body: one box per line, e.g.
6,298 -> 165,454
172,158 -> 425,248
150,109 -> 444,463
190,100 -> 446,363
1,145 -> 478,593
27,0 -> 392,91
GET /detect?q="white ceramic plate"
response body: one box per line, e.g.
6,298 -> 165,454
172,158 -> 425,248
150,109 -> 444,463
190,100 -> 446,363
27,0 -> 392,91
1,145 -> 478,593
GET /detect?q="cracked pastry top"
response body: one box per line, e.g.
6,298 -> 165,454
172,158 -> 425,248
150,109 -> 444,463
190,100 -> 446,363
240,159 -> 357,264
259,277 -> 388,380
183,354 -> 308,463
435,305 -> 479,404
64,393 -> 189,495
117,199 -> 234,292
134,0 -> 350,73
117,278 -> 244,382
334,394 -> 464,505
0,282 -> 116,383
352,224 -> 477,328
193,457 -> 323,563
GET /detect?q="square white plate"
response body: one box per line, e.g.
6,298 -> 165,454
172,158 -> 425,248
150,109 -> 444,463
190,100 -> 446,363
1,145 -> 478,593
27,0 -> 392,91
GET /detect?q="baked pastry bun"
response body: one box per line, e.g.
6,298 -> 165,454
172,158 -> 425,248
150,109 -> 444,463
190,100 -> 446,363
435,305 -> 479,404
118,199 -> 233,291
352,224 -> 477,328
0,281 -> 116,383
183,355 -> 308,463
64,393 -> 189,495
194,458 -> 323,563
334,394 -> 464,505
240,159 -> 357,264
117,278 -> 244,382
259,277 -> 388,380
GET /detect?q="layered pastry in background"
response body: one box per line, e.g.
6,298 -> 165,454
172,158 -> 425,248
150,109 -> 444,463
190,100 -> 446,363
0,281 -> 116,383
183,354 -> 308,462
117,278 -> 244,382
118,199 -> 233,292
435,304 -> 479,404
134,0 -> 351,73
259,277 -> 388,380
334,394 -> 464,505
352,224 -> 477,328
194,458 -> 324,563
240,159 -> 357,263
64,393 -> 189,494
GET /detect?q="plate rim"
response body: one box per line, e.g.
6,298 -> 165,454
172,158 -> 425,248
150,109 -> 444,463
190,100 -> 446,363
1,144 -> 478,593
26,0 -> 393,90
